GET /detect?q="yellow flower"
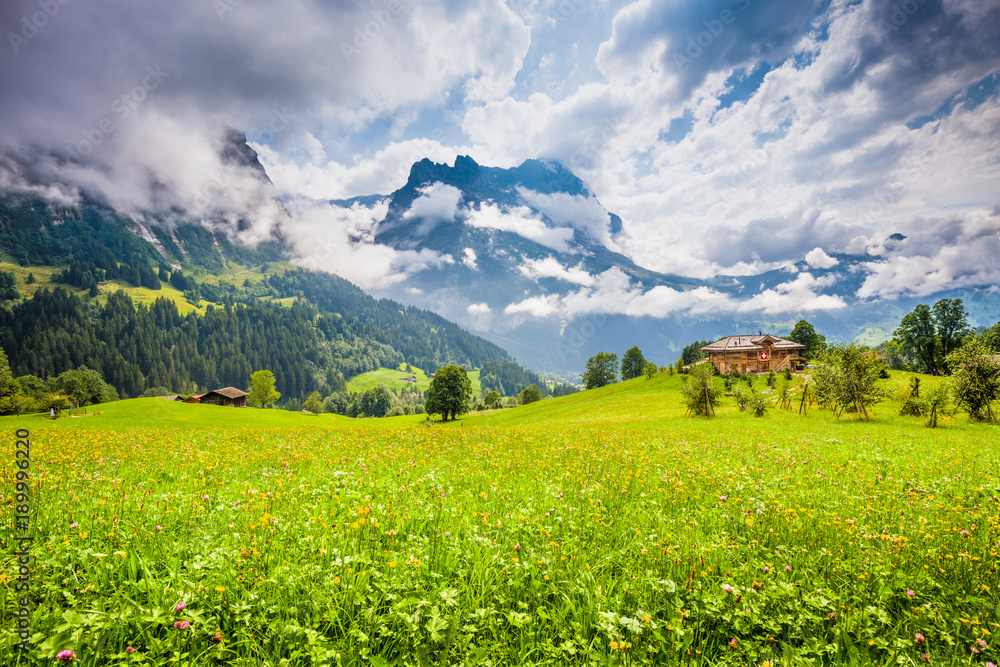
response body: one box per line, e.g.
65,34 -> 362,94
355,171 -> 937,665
215,586 -> 226,593
388,560 -> 397,568
333,577 -> 340,584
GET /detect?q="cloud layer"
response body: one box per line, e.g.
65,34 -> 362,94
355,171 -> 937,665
2,0 -> 998,307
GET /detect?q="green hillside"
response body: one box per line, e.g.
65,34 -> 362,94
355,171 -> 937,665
0,196 -> 524,402
346,365 -> 482,395
5,368 -> 965,434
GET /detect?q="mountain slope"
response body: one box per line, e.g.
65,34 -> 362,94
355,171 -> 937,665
339,156 -> 1000,376
0,138 -> 537,400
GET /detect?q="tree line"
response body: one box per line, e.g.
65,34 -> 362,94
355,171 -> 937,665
0,284 -> 513,406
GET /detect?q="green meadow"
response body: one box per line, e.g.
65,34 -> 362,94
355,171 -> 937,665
2,373 -> 998,665
346,367 -> 481,397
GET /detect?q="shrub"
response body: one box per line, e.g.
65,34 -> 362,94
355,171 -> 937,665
681,363 -> 721,417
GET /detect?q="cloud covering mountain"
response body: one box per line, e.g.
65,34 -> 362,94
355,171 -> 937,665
1,0 -> 999,335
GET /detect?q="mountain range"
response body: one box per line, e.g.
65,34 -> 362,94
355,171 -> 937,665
331,155 -> 1000,375
2,131 -> 997,388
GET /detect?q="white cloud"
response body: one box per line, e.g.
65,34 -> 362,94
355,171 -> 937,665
738,272 -> 846,314
804,247 -> 840,269
462,247 -> 478,269
518,256 -> 595,285
255,138 -> 472,200
467,302 -> 492,314
284,197 -> 452,289
464,202 -> 577,253
404,182 -> 463,235
504,293 -> 562,317
460,0 -> 1000,298
857,209 -> 1000,298
518,188 -> 620,250
504,267 -> 846,320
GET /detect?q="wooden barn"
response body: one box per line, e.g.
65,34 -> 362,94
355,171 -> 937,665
197,387 -> 248,408
701,335 -> 807,374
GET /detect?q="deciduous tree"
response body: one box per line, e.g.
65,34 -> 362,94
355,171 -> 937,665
621,345 -> 647,381
787,320 -> 827,359
248,369 -> 281,408
582,352 -> 619,389
947,338 -> 1000,423
303,390 -> 324,413
893,298 -> 972,374
425,365 -> 472,421
484,390 -> 502,409
812,343 -> 890,421
519,384 -> 542,405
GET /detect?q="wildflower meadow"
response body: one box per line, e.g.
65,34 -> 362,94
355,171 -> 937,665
2,374 -> 999,665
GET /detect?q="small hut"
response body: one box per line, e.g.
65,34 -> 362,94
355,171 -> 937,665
198,387 -> 248,408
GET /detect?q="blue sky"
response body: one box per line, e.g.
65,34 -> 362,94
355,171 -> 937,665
1,0 -> 999,306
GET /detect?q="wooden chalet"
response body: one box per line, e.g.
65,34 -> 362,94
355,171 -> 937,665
198,387 -> 248,407
701,335 -> 807,374
158,395 -> 185,402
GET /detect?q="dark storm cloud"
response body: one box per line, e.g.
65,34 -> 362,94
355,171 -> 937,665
823,0 -> 1000,122
597,0 -> 823,99
0,0 -> 386,151
0,0 -> 418,241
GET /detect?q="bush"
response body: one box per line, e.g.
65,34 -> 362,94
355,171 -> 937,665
681,363 -> 721,417
732,384 -> 770,418
918,383 -> 950,428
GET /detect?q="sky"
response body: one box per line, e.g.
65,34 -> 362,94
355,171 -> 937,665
1,0 -> 999,307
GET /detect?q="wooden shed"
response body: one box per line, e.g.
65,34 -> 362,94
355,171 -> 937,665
198,387 -> 248,408
701,335 -> 807,374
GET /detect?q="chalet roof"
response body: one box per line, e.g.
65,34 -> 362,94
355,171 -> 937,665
158,395 -> 184,401
701,335 -> 806,352
203,387 -> 248,399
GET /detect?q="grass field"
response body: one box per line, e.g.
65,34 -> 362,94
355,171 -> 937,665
347,366 -> 482,396
1,373 -> 998,665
